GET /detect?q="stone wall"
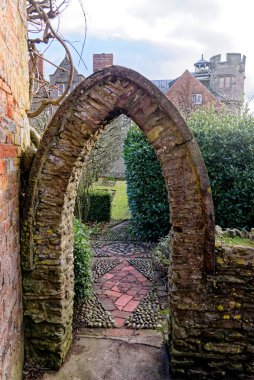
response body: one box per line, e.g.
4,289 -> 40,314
209,53 -> 246,112
0,1 -> 30,379
103,115 -> 131,179
22,65 -> 254,378
170,242 -> 254,378
22,65 -> 214,369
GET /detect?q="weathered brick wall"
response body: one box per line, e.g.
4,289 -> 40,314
0,1 -> 29,379
166,70 -> 222,116
93,53 -> 114,72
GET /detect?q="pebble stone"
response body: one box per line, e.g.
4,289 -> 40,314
80,292 -> 116,328
92,241 -> 154,258
124,290 -> 161,329
128,258 -> 154,281
93,258 -> 121,280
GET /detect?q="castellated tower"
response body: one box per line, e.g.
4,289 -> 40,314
194,53 -> 246,112
209,53 -> 246,111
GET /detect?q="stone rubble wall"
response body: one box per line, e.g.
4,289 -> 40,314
103,115 -> 131,179
170,243 -> 254,378
21,65 -> 254,378
0,1 -> 30,379
22,65 -> 214,369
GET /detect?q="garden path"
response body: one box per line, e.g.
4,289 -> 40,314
90,240 -> 168,329
42,231 -> 172,380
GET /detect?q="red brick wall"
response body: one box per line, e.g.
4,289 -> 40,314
0,1 -> 30,379
166,70 -> 222,116
93,53 -> 114,72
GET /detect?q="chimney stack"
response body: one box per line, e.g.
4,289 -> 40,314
93,53 -> 113,73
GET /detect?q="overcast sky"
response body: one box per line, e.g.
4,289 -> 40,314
45,0 -> 253,109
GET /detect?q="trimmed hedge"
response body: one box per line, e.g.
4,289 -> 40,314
123,109 -> 254,235
188,107 -> 254,229
73,218 -> 93,300
85,189 -> 112,222
123,123 -> 169,241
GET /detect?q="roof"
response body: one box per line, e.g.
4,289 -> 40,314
194,54 -> 210,66
165,70 -> 222,106
151,79 -> 175,94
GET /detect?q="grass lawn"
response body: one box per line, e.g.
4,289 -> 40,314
111,181 -> 131,220
92,180 -> 131,220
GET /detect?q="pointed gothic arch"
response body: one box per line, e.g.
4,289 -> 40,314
22,65 -> 214,368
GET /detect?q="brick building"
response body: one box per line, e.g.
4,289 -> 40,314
152,53 -> 246,113
165,69 -> 222,116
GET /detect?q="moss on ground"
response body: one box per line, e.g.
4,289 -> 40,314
216,235 -> 254,247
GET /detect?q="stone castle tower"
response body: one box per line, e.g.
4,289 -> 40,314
194,53 -> 246,111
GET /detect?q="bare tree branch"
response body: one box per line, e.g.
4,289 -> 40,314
27,0 -> 74,118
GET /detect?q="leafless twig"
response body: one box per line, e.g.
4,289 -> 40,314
27,0 -> 74,118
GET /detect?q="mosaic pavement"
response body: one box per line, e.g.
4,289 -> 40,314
82,241 -> 168,330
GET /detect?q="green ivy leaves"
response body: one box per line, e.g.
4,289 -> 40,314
73,218 -> 93,300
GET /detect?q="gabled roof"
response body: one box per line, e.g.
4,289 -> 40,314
49,55 -> 82,85
166,70 -> 218,99
165,69 -> 222,112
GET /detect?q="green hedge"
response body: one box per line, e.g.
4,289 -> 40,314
188,107 -> 254,229
73,218 -> 93,300
123,123 -> 169,241
85,189 -> 112,222
123,109 -> 254,234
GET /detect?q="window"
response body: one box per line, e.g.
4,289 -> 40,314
219,77 -> 224,89
192,94 -> 202,105
225,77 -> 231,89
218,76 -> 232,89
57,83 -> 66,96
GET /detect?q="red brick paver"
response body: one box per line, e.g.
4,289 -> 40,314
93,257 -> 153,328
123,300 -> 140,312
115,294 -> 133,308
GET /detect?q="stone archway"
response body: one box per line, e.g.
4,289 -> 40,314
22,65 -> 214,369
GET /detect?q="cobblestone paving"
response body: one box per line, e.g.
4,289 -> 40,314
91,241 -> 154,257
89,241 -> 167,330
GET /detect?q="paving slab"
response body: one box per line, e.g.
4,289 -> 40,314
42,333 -> 171,380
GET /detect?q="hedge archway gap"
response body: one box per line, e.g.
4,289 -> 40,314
22,65 -> 215,368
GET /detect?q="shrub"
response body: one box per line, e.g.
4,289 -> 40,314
123,123 -> 170,241
73,218 -> 93,300
82,189 -> 112,222
152,234 -> 171,282
188,107 -> 254,229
